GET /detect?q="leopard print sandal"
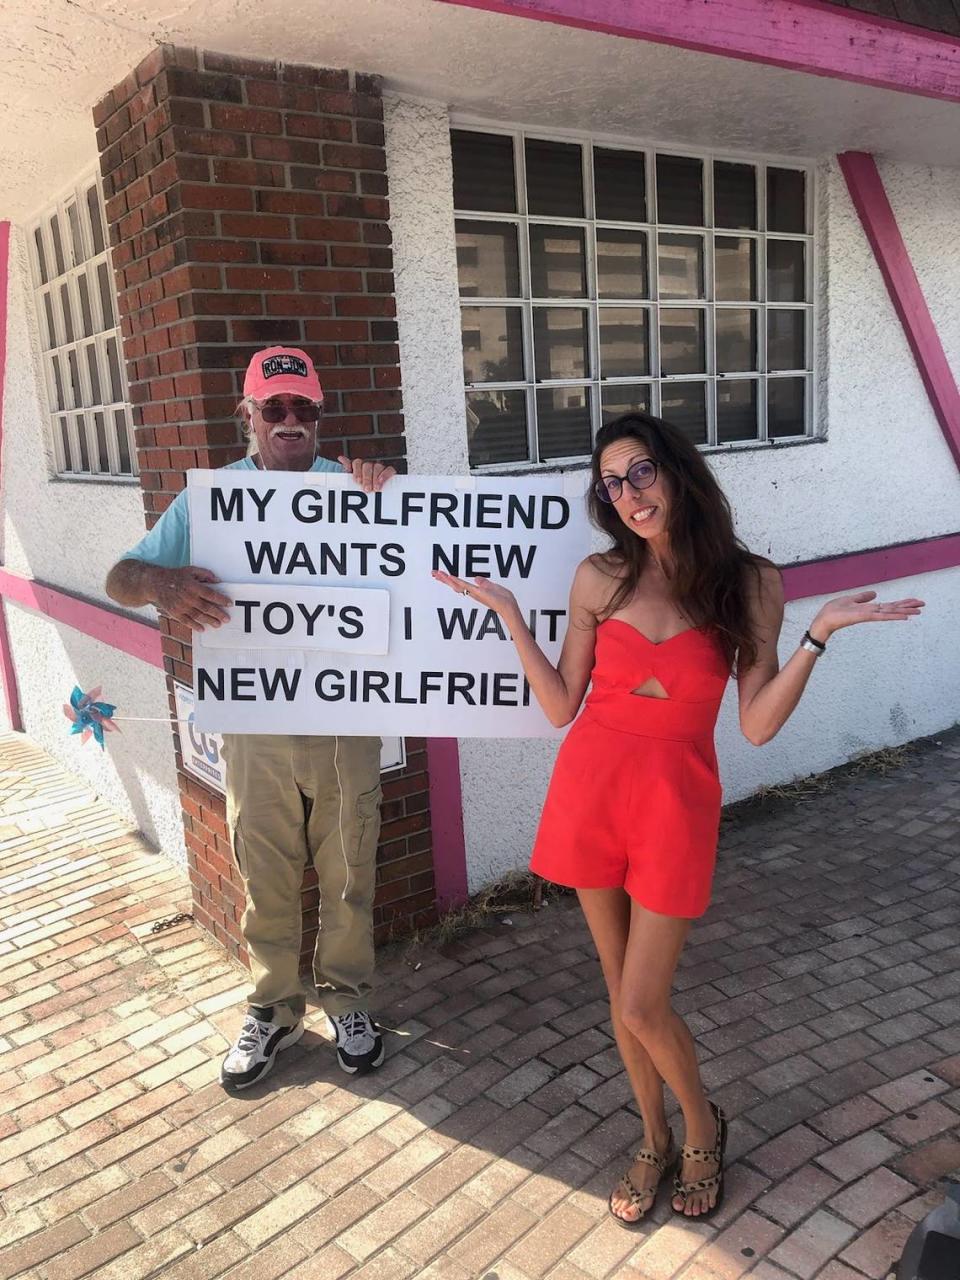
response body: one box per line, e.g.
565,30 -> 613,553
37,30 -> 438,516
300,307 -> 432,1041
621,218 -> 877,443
608,1130 -> 678,1231
672,1102 -> 728,1219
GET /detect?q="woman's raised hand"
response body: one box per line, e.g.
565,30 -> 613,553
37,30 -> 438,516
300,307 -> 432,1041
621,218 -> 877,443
812,590 -> 925,639
431,570 -> 519,621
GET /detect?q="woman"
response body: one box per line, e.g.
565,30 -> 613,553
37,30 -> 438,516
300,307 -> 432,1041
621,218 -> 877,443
434,412 -> 924,1223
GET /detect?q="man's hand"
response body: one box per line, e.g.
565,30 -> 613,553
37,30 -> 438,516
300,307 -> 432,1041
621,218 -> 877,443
338,455 -> 397,494
150,566 -> 232,631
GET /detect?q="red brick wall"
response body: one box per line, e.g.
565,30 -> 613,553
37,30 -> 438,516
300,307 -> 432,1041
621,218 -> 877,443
94,44 -> 439,959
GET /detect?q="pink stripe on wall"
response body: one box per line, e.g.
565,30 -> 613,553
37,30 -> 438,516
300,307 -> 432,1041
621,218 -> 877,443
0,220 -> 23,732
435,0 -> 960,102
0,569 -> 164,669
839,152 -> 960,473
426,738 -> 469,906
781,532 -> 960,602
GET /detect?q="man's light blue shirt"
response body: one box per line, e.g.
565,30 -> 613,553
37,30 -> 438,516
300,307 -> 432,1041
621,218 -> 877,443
121,456 -> 341,569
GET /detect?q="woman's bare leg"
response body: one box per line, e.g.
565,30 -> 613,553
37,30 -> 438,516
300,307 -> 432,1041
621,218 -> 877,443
578,888 -> 672,1222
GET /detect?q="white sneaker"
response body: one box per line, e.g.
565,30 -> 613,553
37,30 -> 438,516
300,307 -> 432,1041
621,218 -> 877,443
219,1007 -> 304,1090
328,1010 -> 385,1075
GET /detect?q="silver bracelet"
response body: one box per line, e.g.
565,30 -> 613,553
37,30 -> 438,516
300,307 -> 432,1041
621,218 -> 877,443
800,629 -> 826,656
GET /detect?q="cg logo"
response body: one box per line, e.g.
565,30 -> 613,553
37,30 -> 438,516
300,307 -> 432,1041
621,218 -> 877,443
187,712 -> 220,765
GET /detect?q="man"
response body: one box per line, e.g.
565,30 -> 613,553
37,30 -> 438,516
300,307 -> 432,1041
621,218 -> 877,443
106,346 -> 395,1089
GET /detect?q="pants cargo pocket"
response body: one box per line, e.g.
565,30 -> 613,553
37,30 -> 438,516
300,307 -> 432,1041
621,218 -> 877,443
351,787 -> 382,866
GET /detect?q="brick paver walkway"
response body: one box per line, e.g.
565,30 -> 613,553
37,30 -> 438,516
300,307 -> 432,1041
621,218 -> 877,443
1,728 -> 958,1280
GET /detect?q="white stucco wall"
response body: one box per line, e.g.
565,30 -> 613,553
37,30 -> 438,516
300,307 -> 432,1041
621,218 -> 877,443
1,224 -> 185,861
385,100 -> 960,892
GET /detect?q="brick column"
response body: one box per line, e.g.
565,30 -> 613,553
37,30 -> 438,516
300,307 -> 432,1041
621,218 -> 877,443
94,45 -> 439,959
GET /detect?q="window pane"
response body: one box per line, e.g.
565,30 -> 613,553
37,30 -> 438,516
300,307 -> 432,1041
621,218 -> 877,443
537,386 -> 591,460
655,155 -> 703,227
94,412 -> 110,471
461,307 -> 524,384
114,409 -> 133,473
51,355 -> 65,411
98,262 -> 116,328
525,139 -> 584,218
767,239 -> 805,302
67,349 -> 82,408
59,419 -> 73,471
714,162 -> 757,230
85,345 -> 102,403
597,229 -> 648,299
60,284 -> 75,344
466,390 -> 527,466
602,385 -> 650,422
599,308 -> 649,378
534,308 -> 589,381
768,168 -> 806,234
768,377 -> 805,437
34,228 -> 48,285
78,274 -> 94,337
715,236 -> 757,302
660,382 -> 706,444
87,184 -> 106,255
658,234 -> 704,300
67,203 -> 84,267
50,215 -> 65,277
451,130 -> 516,213
594,147 -> 646,222
768,309 -> 805,371
716,309 -> 757,373
456,221 -> 520,298
529,225 -> 587,298
717,380 -> 758,442
76,415 -> 91,472
106,336 -> 123,402
659,308 -> 704,376
43,294 -> 57,349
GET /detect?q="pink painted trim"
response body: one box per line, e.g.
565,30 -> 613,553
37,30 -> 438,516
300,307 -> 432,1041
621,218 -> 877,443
426,738 -> 469,908
839,152 -> 960,472
0,220 -> 22,731
0,569 -> 164,669
781,532 -> 960,602
436,0 -> 960,102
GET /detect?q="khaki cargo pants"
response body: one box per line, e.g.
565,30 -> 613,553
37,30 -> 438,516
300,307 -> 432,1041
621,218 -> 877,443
221,733 -> 382,1026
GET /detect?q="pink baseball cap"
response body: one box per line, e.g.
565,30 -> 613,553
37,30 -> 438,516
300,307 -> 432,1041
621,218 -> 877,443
243,346 -> 324,403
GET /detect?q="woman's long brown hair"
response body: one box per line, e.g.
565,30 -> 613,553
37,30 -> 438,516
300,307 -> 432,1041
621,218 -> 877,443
588,413 -> 773,671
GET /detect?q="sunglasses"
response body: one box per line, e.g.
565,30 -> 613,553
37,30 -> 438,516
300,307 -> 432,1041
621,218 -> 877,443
255,399 -> 322,424
595,459 -> 659,504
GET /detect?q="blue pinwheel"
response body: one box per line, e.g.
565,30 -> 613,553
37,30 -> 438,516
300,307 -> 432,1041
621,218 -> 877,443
63,686 -> 119,749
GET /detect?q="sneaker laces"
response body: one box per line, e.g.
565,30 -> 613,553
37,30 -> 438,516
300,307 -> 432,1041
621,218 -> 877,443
235,1015 -> 271,1056
334,1010 -> 374,1052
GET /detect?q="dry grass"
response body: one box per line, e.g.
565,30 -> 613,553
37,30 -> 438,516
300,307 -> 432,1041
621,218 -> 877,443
746,741 -> 916,807
400,871 -> 569,958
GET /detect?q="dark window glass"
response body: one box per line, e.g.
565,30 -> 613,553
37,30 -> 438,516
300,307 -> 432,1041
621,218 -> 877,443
594,147 -> 646,222
658,234 -> 704,300
716,309 -> 757,373
602,385 -> 651,422
599,309 -> 649,379
659,308 -> 705,376
660,382 -> 707,444
52,355 -> 65,411
533,308 -> 589,381
76,415 -> 91,471
525,139 -> 584,218
717,380 -> 758,442
655,155 -> 703,227
529,225 -> 587,298
78,274 -> 94,337
85,345 -> 102,403
715,237 -> 757,302
114,409 -> 132,473
34,228 -> 48,284
537,386 -> 591,459
59,419 -> 73,470
106,336 -> 123,402
714,161 -> 757,230
767,240 -> 806,302
466,390 -> 528,466
87,185 -> 106,255
768,377 -> 805,437
461,307 -> 524,384
768,309 -> 805,371
60,284 -> 75,344
94,412 -> 110,471
451,131 -> 517,213
43,294 -> 56,350
768,168 -> 806,234
68,203 -> 84,267
98,263 -> 116,328
456,221 -> 520,298
597,229 -> 648,299
50,215 -> 65,277
67,349 -> 82,408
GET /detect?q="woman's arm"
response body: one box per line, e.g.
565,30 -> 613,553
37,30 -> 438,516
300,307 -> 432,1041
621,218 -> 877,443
432,558 -> 602,727
737,565 -> 925,746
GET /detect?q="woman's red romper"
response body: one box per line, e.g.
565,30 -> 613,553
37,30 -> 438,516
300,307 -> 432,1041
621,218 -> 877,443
530,619 -> 731,918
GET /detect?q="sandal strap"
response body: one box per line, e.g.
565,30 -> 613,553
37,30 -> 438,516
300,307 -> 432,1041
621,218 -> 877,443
631,1138 -> 673,1175
674,1172 -> 721,1197
619,1172 -> 655,1209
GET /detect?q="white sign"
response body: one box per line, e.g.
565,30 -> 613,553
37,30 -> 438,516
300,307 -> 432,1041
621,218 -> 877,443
195,583 -> 390,653
188,470 -> 591,737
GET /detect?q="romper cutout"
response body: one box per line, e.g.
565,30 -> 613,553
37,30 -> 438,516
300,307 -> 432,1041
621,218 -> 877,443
631,676 -> 670,700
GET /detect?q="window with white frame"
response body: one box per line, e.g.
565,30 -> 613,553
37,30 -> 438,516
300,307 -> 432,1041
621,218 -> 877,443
27,172 -> 137,478
451,126 -> 814,469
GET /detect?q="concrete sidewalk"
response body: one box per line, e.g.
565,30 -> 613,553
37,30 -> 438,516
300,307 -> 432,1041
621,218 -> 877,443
0,728 -> 958,1280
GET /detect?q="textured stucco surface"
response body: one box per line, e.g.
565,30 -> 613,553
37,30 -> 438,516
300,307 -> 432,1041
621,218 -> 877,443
385,95 -> 470,477
4,0 -> 960,221
1,226 -> 184,861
